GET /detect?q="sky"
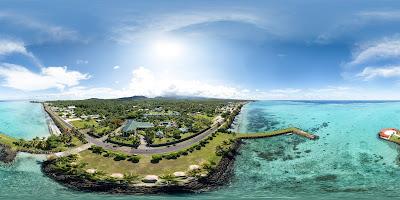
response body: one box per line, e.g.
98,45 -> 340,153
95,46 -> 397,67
2,1 -> 400,100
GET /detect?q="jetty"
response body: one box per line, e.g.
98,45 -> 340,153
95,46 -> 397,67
237,127 -> 318,140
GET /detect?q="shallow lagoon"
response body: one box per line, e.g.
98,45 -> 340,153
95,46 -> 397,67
0,101 -> 50,139
1,101 -> 400,200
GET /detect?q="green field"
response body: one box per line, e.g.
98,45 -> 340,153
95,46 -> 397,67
152,131 -> 195,144
0,133 -> 18,149
71,119 -> 98,129
78,132 -> 235,176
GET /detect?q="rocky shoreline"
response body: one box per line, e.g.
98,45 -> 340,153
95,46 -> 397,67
41,140 -> 243,194
0,144 -> 17,164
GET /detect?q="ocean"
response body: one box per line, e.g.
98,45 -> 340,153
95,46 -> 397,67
1,100 -> 400,200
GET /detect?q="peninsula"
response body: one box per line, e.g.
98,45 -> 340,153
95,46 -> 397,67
0,98 -> 318,194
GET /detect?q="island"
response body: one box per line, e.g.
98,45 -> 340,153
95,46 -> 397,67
0,97 -> 318,194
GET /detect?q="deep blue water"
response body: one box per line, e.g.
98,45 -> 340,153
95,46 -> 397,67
1,101 -> 400,199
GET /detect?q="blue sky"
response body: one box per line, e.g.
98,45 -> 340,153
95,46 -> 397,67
2,1 -> 400,100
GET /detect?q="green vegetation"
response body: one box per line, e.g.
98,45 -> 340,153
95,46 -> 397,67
389,134 -> 400,144
71,119 -> 112,137
48,98 -> 243,145
71,119 -> 98,129
0,133 -> 19,150
74,132 -> 236,176
107,135 -> 140,148
10,133 -> 84,153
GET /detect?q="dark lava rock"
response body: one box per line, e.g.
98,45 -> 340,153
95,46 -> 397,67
0,144 -> 17,163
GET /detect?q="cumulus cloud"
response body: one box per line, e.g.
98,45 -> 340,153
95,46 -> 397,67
348,37 -> 400,66
113,65 -> 120,69
128,67 -> 246,99
356,66 -> 400,80
0,63 -> 90,91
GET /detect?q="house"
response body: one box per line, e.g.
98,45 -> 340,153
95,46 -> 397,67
122,119 -> 154,134
67,106 -> 76,110
154,107 -> 163,112
155,131 -> 164,138
89,114 -> 100,119
159,121 -> 177,128
179,127 -> 188,133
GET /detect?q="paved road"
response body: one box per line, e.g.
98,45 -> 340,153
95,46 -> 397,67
85,123 -> 221,155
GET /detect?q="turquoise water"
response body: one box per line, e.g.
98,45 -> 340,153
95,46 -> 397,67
0,101 -> 50,139
2,101 -> 400,199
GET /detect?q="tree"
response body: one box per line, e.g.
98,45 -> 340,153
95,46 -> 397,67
46,135 -> 61,149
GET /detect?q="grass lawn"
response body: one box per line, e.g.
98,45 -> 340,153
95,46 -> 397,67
71,119 -> 98,129
193,114 -> 214,121
152,131 -> 195,144
94,126 -> 111,134
78,132 -> 235,176
389,134 -> 400,144
0,133 -> 18,149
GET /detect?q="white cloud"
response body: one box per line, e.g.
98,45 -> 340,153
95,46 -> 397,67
348,37 -> 400,66
112,11 -> 267,43
76,59 -> 88,65
113,65 -> 120,70
0,12 -> 79,42
356,65 -> 400,80
0,39 -> 42,67
315,11 -> 400,45
128,67 -> 246,99
270,88 -> 301,94
0,63 -> 90,91
0,39 -> 28,55
357,11 -> 400,20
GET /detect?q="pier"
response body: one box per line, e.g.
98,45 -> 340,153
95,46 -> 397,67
237,127 -> 318,140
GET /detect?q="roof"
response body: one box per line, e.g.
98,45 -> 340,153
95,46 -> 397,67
123,119 -> 154,132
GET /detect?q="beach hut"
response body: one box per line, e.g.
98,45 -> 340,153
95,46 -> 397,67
379,128 -> 399,140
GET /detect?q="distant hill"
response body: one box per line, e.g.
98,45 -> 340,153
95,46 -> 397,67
118,96 -> 148,100
117,95 -> 212,101
155,95 -> 210,100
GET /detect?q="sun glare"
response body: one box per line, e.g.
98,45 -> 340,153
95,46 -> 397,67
153,39 -> 184,60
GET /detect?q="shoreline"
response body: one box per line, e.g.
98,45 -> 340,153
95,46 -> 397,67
39,102 -> 250,194
0,100 -> 319,194
41,140 -> 243,194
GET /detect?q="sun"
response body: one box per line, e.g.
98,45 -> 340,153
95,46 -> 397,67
152,39 -> 184,60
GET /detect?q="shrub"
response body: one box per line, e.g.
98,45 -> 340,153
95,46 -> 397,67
128,155 -> 141,163
91,146 -> 104,154
114,153 -> 127,161
151,154 -> 162,163
164,152 -> 179,160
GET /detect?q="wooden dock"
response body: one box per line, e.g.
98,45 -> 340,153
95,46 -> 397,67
237,127 -> 318,140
